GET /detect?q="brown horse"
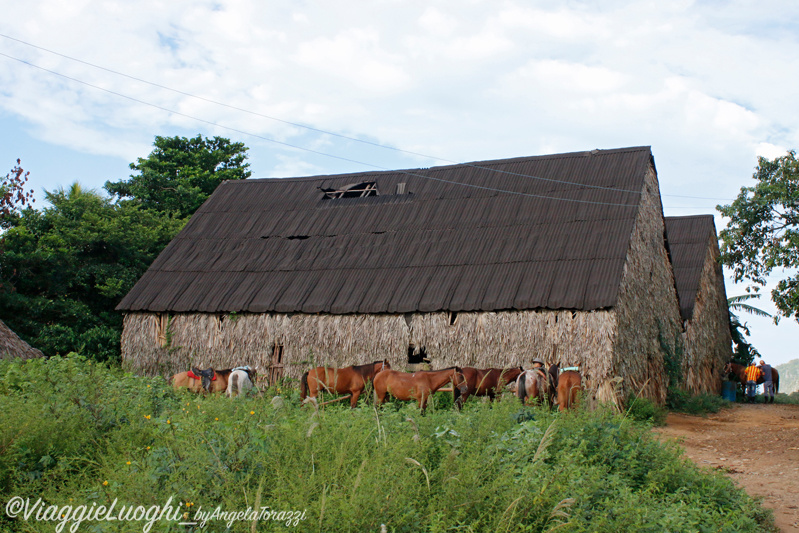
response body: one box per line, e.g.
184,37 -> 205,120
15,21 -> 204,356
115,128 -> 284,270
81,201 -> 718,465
172,367 -> 233,393
724,362 -> 780,393
460,367 -> 524,402
556,370 -> 582,411
373,367 -> 468,413
300,360 -> 390,408
516,368 -> 550,405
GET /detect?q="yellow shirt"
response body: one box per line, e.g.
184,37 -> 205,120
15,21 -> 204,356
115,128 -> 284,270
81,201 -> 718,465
744,365 -> 762,382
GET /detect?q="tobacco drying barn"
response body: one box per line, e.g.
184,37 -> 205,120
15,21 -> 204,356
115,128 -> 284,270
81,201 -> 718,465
118,146 -> 731,405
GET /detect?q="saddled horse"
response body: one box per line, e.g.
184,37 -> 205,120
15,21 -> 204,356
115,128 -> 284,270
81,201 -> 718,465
373,367 -> 468,413
555,368 -> 582,411
301,360 -> 390,408
172,367 -> 233,393
516,368 -> 550,406
724,362 -> 780,393
460,367 -> 524,402
226,366 -> 257,397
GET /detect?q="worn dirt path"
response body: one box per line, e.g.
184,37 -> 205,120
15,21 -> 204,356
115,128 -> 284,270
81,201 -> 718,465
654,403 -> 799,532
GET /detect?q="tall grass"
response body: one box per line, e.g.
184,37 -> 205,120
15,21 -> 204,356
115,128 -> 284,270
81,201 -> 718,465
0,356 -> 775,532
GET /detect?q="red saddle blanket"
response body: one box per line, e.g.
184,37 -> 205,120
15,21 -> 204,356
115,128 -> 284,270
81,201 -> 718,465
187,370 -> 217,381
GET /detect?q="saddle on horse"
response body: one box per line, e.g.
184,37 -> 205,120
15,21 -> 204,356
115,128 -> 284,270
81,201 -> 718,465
188,367 -> 216,391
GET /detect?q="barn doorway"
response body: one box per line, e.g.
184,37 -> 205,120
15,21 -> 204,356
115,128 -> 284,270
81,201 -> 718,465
269,342 -> 284,386
407,344 -> 430,371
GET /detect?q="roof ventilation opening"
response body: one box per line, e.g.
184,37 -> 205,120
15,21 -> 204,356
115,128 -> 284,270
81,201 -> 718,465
396,182 -> 406,195
321,181 -> 378,199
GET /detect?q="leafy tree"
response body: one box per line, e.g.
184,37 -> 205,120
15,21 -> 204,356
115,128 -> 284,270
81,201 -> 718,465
0,183 -> 184,362
105,134 -> 250,218
718,151 -> 799,321
2,135 -> 249,362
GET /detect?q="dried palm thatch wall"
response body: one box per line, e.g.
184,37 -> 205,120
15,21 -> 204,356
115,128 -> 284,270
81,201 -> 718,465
0,319 -> 44,360
681,234 -> 732,394
122,308 -> 622,399
611,167 -> 682,405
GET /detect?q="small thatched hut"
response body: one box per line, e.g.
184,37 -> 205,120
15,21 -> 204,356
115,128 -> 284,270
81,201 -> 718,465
0,319 -> 44,360
119,146 -> 688,405
665,215 -> 732,394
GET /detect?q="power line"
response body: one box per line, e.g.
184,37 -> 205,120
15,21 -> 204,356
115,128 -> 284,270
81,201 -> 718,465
0,46 -> 736,209
0,33 -> 732,201
1,52 -> 650,207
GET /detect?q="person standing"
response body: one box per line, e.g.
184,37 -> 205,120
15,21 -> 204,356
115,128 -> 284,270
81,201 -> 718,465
759,360 -> 775,404
744,362 -> 763,403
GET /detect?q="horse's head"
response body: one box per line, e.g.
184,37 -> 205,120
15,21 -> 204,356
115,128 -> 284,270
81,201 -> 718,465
451,367 -> 469,395
379,359 -> 391,372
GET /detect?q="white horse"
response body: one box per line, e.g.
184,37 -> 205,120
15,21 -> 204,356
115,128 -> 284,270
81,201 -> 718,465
515,368 -> 549,405
226,366 -> 256,397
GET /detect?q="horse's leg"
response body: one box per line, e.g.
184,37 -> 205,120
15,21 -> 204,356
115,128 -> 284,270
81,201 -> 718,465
350,388 -> 361,408
375,383 -> 387,406
570,384 -> 579,410
419,391 -> 428,414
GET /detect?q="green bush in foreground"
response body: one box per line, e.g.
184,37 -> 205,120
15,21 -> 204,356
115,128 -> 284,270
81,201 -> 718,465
0,356 -> 775,532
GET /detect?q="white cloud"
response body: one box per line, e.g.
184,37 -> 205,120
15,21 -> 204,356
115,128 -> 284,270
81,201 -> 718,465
293,27 -> 411,94
755,142 -> 788,160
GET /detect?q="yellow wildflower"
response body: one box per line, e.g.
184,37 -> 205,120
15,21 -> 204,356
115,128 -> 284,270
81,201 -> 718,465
102,481 -> 108,486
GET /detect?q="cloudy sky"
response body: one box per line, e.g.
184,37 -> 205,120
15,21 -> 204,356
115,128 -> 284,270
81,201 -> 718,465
1,1 -> 798,366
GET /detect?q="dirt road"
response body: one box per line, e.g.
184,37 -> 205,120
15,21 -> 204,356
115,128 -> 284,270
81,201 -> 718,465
654,403 -> 799,532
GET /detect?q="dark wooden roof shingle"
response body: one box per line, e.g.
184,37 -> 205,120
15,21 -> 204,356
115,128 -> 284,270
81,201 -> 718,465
118,146 -> 655,314
664,215 -> 718,322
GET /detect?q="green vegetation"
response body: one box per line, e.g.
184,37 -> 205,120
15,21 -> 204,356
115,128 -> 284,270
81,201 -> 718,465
718,150 -> 799,321
105,134 -> 250,219
666,389 -> 729,416
0,135 -> 249,361
0,356 -> 775,532
625,394 -> 668,426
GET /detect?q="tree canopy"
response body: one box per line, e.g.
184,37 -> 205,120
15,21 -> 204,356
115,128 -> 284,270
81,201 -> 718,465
105,134 -> 250,218
0,134 -> 251,362
718,151 -> 799,322
0,184 -> 184,361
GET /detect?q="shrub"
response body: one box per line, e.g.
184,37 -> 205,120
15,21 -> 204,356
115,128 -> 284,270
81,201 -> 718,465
626,394 -> 668,425
667,387 -> 729,415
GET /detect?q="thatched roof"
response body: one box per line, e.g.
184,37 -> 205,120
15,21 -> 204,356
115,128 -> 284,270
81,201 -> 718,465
0,319 -> 44,359
119,147 -> 656,314
664,215 -> 718,322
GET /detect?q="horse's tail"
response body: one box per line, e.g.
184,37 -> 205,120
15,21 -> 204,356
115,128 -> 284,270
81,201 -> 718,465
300,371 -> 309,399
230,373 -> 239,396
516,373 -> 527,402
775,371 -> 780,394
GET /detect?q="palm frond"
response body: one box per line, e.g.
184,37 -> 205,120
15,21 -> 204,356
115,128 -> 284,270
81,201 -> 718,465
728,294 -> 772,318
